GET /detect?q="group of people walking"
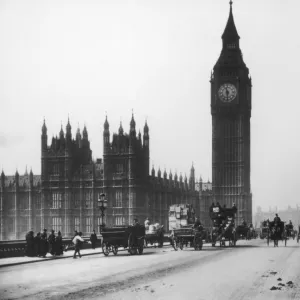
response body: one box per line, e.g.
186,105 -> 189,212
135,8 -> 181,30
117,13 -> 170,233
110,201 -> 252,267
25,229 -> 63,258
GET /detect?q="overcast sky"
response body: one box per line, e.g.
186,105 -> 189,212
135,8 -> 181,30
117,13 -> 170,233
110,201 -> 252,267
1,0 -> 300,211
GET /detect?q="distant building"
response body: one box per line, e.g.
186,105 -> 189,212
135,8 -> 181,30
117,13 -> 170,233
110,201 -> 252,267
254,206 -> 300,228
0,115 -> 211,240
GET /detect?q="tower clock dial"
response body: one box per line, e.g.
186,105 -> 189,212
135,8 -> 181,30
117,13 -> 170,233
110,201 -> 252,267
218,83 -> 237,103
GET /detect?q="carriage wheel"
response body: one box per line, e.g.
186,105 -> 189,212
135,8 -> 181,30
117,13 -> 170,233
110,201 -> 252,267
102,242 -> 110,256
138,245 -> 143,255
112,246 -> 118,255
179,240 -> 184,250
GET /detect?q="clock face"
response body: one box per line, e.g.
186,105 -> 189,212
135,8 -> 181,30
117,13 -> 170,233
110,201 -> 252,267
218,83 -> 237,103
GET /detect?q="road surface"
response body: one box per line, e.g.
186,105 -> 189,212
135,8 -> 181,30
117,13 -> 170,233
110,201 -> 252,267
0,239 -> 299,300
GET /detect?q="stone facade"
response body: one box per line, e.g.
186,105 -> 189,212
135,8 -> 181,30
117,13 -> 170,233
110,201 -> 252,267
0,115 -> 210,240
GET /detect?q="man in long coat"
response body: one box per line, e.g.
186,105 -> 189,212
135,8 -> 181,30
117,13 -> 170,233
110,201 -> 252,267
39,229 -> 48,257
55,231 -> 63,255
25,231 -> 35,257
48,230 -> 56,256
90,230 -> 97,249
34,232 -> 41,257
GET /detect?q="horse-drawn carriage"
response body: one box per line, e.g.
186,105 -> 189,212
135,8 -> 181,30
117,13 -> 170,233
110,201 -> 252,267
210,205 -> 237,247
266,221 -> 287,247
169,225 -> 204,251
235,225 -> 250,240
297,226 -> 300,244
285,223 -> 296,240
260,220 -> 269,239
144,225 -> 164,248
101,224 -> 145,256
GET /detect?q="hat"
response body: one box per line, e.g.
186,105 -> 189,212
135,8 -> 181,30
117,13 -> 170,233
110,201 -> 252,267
43,228 -> 47,231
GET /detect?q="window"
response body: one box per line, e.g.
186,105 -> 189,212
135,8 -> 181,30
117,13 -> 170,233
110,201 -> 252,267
74,217 -> 80,232
36,195 -> 41,209
74,193 -> 80,208
65,218 -> 71,236
19,217 -> 29,233
227,43 -> 236,49
85,217 -> 91,233
8,218 -> 15,232
116,163 -> 123,173
52,192 -> 63,208
52,217 -> 62,233
115,216 -> 125,226
36,217 -> 41,232
7,194 -> 15,209
52,164 -> 60,175
115,191 -> 122,207
19,195 -> 29,210
85,191 -> 92,208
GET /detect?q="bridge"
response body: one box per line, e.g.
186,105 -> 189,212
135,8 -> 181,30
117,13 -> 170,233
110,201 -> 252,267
0,238 -> 299,299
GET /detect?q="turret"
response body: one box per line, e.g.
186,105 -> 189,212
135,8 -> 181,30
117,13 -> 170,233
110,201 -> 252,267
29,168 -> 33,186
157,168 -> 161,179
41,119 -> 48,151
15,169 -> 19,188
65,117 -> 72,141
76,126 -> 82,147
143,120 -> 149,148
189,163 -> 195,191
1,170 -> 5,188
163,169 -> 167,180
129,113 -> 136,138
103,115 -> 110,153
151,165 -> 155,177
118,121 -> 124,135
82,125 -> 88,140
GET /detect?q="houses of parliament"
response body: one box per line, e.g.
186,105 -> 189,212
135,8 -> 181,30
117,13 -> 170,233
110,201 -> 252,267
0,1 -> 252,240
0,115 -> 212,240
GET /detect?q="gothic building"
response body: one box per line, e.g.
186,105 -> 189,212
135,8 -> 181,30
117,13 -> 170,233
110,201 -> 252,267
0,115 -> 205,240
210,1 -> 252,224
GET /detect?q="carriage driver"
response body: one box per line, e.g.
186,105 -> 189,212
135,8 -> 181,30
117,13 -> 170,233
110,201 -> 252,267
273,214 -> 281,224
132,218 -> 140,226
288,220 -> 294,230
241,218 -> 247,227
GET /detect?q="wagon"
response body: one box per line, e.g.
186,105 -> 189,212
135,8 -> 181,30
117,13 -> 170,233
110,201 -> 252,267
144,226 -> 164,248
267,221 -> 286,247
210,206 -> 237,247
235,225 -> 250,240
169,225 -> 204,251
101,224 -> 145,256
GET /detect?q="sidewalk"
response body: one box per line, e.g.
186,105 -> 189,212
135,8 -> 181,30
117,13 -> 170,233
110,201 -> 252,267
0,243 -> 171,268
0,247 -> 104,268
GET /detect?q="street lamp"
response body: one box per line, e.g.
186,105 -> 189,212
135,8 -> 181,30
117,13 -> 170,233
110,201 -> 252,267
98,193 -> 107,233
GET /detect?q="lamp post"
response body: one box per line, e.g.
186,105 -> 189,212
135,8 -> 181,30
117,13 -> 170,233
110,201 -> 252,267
98,193 -> 107,233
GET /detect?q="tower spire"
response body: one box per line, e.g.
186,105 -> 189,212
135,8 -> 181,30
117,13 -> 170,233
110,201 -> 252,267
222,0 -> 239,41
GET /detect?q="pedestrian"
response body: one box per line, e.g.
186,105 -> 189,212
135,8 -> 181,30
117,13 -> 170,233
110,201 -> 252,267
48,229 -> 56,256
34,232 -> 41,257
55,231 -> 63,255
72,232 -> 86,259
90,229 -> 97,249
25,230 -> 35,257
73,230 -> 78,239
40,229 -> 48,258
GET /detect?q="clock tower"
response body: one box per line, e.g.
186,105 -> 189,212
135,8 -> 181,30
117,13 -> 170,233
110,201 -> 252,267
210,1 -> 252,224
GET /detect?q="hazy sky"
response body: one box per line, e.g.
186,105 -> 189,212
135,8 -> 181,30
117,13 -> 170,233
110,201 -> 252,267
1,0 -> 300,211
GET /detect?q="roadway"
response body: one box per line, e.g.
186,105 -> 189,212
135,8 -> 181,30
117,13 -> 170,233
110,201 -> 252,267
0,238 -> 299,300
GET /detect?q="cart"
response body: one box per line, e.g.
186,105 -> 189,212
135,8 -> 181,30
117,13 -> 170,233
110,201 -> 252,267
101,224 -> 145,256
144,226 -> 164,248
235,225 -> 250,240
210,205 -> 237,247
267,221 -> 286,247
170,225 -> 204,251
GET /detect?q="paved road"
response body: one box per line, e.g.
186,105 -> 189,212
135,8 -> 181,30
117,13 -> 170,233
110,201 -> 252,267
0,239 -> 299,300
